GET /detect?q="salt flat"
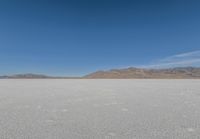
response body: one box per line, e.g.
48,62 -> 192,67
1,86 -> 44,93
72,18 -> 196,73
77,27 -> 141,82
0,79 -> 200,139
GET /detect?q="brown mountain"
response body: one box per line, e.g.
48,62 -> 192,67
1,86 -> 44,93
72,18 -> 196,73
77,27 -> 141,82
1,67 -> 200,79
84,67 -> 200,79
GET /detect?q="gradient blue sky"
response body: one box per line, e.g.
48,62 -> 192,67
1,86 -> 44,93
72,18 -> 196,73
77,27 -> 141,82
0,0 -> 200,76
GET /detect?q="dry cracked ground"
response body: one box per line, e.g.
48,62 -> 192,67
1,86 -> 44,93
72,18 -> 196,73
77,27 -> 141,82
0,79 -> 200,139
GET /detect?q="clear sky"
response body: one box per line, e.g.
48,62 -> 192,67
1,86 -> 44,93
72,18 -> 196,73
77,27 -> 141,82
0,0 -> 200,76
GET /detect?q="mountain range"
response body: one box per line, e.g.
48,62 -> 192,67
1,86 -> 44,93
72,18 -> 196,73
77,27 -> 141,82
0,73 -> 51,79
84,67 -> 200,79
1,67 -> 200,79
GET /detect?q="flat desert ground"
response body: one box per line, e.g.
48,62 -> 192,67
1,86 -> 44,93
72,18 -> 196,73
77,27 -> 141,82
0,79 -> 200,139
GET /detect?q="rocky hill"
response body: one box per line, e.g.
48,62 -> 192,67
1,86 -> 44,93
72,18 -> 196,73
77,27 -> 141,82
84,67 -> 200,79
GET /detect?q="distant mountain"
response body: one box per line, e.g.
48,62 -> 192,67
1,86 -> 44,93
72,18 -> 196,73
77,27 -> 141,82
84,67 -> 200,79
0,73 -> 80,79
1,67 -> 200,79
0,73 -> 51,79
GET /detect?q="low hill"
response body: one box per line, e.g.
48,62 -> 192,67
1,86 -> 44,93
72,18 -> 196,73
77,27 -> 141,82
1,67 -> 200,79
0,73 -> 80,79
0,73 -> 51,79
84,67 -> 200,79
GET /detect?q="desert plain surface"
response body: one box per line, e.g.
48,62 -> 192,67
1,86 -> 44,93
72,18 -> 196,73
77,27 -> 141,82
0,79 -> 200,139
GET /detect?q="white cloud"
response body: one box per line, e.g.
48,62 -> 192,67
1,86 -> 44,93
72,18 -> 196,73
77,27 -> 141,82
144,50 -> 200,68
172,50 -> 200,58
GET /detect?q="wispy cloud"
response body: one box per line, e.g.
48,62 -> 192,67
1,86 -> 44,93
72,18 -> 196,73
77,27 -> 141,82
144,50 -> 200,68
172,50 -> 200,58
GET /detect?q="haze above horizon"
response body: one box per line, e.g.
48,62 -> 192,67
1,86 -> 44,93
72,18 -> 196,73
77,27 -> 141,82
0,0 -> 200,76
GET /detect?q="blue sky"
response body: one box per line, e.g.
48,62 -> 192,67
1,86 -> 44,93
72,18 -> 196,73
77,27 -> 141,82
0,0 -> 200,76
